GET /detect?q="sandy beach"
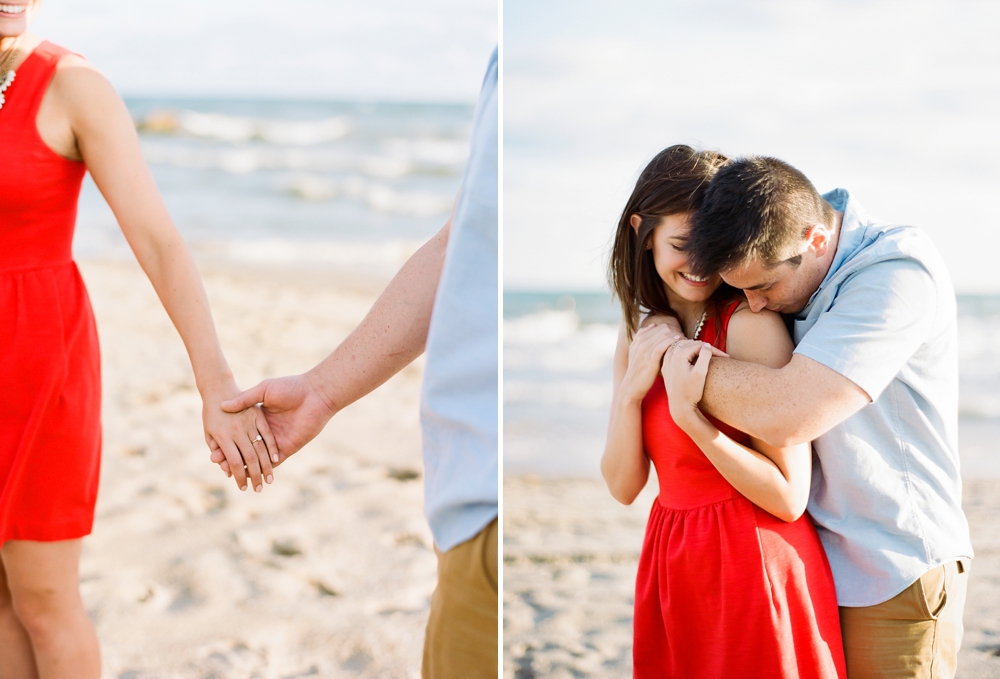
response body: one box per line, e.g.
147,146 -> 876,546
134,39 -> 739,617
76,258 -> 434,678
503,475 -> 1000,679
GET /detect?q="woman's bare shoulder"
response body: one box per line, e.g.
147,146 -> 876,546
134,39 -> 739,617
50,51 -> 113,96
725,306 -> 794,368
46,48 -> 129,133
54,52 -> 92,72
17,35 -> 98,78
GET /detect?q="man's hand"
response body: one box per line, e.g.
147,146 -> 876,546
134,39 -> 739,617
207,217 -> 451,478
210,373 -> 338,474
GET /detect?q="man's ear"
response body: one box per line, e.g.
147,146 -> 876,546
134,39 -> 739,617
630,214 -> 642,234
805,223 -> 832,257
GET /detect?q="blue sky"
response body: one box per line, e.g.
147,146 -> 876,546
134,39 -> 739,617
504,0 -> 1000,293
30,0 -> 498,102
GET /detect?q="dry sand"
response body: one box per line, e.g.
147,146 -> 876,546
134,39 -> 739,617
77,258 -> 435,678
503,476 -> 1000,679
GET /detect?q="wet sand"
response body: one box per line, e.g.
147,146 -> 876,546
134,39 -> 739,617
503,475 -> 1000,679
78,258 -> 434,678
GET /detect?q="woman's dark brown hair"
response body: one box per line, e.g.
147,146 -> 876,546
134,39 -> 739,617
608,144 -> 735,340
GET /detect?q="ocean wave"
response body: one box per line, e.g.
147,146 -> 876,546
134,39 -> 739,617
959,403 -> 1000,420
504,309 -> 581,344
138,139 -> 463,178
382,137 -> 470,167
504,312 -> 617,374
504,312 -> 618,373
283,174 -> 453,216
138,140 -> 465,180
137,109 -> 353,145
503,311 -> 1000,420
504,379 -> 612,410
194,238 -> 423,270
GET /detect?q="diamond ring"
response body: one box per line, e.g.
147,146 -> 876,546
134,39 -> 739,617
252,434 -> 263,443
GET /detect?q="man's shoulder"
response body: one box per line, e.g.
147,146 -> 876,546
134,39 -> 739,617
804,215 -> 955,327
842,221 -> 948,283
814,220 -> 956,335
826,189 -> 945,275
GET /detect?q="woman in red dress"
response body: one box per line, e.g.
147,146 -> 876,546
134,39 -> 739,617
0,4 -> 277,676
602,145 -> 847,678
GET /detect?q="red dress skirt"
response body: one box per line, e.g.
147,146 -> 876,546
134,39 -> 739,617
633,300 -> 845,678
0,42 -> 101,544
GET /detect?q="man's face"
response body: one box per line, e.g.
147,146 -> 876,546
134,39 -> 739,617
720,256 -> 820,315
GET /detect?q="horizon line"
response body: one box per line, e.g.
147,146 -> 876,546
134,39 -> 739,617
120,93 -> 478,107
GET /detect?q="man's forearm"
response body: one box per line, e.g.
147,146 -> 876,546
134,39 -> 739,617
308,221 -> 450,413
701,354 -> 870,448
699,358 -> 785,443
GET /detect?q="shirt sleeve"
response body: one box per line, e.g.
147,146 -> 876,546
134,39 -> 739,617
793,257 -> 937,401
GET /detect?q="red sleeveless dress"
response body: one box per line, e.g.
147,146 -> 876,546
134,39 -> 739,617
0,42 -> 101,544
633,300 -> 846,678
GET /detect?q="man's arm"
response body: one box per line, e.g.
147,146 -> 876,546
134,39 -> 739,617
215,218 -> 451,465
701,257 -> 938,448
699,353 -> 869,449
307,219 -> 450,412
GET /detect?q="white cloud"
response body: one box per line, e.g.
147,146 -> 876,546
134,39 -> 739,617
504,0 -> 1000,292
30,0 -> 498,101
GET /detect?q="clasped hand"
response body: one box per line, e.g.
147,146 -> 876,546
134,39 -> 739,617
206,373 -> 338,488
202,384 -> 278,493
620,316 -> 727,411
661,337 -> 726,429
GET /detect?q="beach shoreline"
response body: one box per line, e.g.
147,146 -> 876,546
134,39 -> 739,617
77,257 -> 433,678
503,475 -> 1000,679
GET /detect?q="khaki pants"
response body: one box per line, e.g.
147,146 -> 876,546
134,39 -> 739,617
840,560 -> 969,679
422,518 -> 498,679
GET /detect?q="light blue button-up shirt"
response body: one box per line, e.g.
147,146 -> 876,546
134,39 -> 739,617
793,189 -> 973,606
419,49 -> 498,552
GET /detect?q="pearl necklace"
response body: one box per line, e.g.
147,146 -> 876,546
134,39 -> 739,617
0,37 -> 22,111
0,69 -> 15,109
692,310 -> 707,341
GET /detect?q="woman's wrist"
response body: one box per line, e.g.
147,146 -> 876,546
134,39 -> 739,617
619,372 -> 654,407
196,370 -> 238,402
616,384 -> 647,411
671,404 -> 712,437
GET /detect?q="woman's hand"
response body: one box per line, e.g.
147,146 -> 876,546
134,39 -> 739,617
209,373 -> 339,476
619,324 -> 679,403
662,339 -> 725,431
640,313 -> 683,336
202,385 -> 278,493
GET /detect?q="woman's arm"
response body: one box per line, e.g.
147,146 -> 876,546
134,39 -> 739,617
48,57 -> 275,492
662,308 -> 811,522
601,322 -> 677,504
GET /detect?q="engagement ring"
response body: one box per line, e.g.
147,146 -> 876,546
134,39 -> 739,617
252,434 -> 263,443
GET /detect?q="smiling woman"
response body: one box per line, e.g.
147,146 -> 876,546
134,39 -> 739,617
0,2 -> 278,676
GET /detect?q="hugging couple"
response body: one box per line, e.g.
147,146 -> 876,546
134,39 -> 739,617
601,145 -> 972,678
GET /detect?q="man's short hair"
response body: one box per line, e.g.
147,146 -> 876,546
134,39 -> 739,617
686,156 -> 834,276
